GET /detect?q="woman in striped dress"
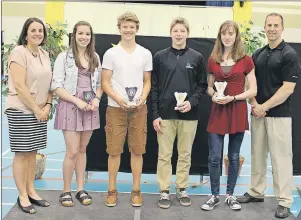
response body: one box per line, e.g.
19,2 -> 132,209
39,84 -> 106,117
5,18 -> 52,214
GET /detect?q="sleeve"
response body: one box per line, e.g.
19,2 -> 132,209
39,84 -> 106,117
102,50 -> 113,70
188,54 -> 208,107
244,55 -> 255,75
50,52 -> 66,91
8,48 -> 27,69
151,52 -> 160,120
281,51 -> 301,83
96,53 -> 102,89
144,50 -> 153,72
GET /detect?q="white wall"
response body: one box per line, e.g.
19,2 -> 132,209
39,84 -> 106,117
64,2 -> 233,38
2,16 -> 45,45
252,2 -> 301,43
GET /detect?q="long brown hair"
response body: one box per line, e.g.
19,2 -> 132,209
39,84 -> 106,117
211,20 -> 246,63
70,21 -> 99,72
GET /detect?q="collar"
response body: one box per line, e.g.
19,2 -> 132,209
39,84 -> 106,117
267,40 -> 286,50
170,46 -> 189,56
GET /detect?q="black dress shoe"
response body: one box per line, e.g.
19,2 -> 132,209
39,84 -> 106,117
17,197 -> 36,214
275,205 -> 290,219
237,192 -> 264,203
28,196 -> 50,207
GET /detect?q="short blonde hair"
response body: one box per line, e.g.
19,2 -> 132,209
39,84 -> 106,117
117,12 -> 140,30
170,17 -> 190,33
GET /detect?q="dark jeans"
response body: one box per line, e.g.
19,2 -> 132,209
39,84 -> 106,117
208,132 -> 245,196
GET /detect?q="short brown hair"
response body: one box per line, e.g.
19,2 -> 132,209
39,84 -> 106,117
211,20 -> 246,63
17,17 -> 47,46
117,12 -> 140,30
170,17 -> 190,33
265,12 -> 284,26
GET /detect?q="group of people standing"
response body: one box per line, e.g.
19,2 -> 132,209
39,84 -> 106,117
5,10 -> 300,219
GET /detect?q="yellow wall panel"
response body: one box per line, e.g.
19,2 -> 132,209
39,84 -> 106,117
45,1 -> 65,25
233,0 -> 252,28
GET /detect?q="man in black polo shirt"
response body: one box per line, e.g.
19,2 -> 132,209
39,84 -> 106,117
151,17 -> 207,209
238,13 -> 301,219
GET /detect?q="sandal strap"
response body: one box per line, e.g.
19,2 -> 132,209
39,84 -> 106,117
76,190 -> 91,198
59,197 -> 73,203
59,192 -> 72,198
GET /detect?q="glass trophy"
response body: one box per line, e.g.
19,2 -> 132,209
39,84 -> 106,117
214,81 -> 227,100
125,87 -> 138,106
174,92 -> 187,110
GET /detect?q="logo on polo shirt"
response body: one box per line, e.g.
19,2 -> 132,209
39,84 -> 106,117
186,62 -> 193,69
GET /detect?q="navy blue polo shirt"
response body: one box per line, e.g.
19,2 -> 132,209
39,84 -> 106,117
252,40 -> 301,117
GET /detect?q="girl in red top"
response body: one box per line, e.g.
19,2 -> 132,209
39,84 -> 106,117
201,20 -> 257,211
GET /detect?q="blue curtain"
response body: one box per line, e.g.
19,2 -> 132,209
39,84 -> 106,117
206,1 -> 234,7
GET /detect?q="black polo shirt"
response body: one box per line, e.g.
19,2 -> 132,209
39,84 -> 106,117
252,40 -> 301,117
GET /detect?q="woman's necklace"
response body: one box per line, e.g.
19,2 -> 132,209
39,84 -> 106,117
223,54 -> 232,66
26,46 -> 39,58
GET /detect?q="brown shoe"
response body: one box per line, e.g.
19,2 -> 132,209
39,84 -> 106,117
131,189 -> 143,207
105,189 -> 118,207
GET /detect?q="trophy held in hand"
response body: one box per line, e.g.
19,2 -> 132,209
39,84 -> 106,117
174,92 -> 187,110
125,87 -> 138,107
214,81 -> 227,100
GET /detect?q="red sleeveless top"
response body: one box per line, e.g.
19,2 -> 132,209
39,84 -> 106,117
207,55 -> 254,135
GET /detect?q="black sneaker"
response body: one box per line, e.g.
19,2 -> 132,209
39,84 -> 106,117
225,195 -> 241,210
237,192 -> 264,203
158,191 -> 171,209
275,205 -> 290,219
201,195 -> 220,211
176,188 -> 191,206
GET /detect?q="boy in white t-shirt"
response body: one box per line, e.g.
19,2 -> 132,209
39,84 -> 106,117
101,12 -> 152,207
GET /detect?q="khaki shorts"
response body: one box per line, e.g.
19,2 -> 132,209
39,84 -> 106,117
105,105 -> 147,155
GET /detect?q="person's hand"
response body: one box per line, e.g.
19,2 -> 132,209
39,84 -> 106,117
216,95 -> 235,105
177,101 -> 191,113
153,117 -> 164,134
33,107 -> 48,122
90,98 -> 100,111
41,104 -> 51,120
251,103 -> 266,118
212,93 -> 221,104
135,96 -> 146,109
116,97 -> 130,110
75,99 -> 92,111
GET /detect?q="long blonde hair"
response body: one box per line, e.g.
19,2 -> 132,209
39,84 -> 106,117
69,21 -> 99,72
211,20 -> 246,63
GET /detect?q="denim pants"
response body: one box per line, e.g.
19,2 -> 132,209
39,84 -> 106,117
208,132 -> 244,196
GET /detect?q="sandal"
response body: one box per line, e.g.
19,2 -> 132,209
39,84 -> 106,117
59,192 -> 74,207
75,190 -> 92,206
17,197 -> 36,214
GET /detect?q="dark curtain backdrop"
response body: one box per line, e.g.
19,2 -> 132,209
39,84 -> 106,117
86,34 -> 301,175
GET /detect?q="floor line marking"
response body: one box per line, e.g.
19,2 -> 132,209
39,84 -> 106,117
134,209 -> 141,220
2,203 -> 15,206
2,149 -> 10,156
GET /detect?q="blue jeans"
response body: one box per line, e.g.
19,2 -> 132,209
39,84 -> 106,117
208,132 -> 245,196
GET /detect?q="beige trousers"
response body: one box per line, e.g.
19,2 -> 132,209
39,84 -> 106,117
248,116 -> 293,208
157,120 -> 198,191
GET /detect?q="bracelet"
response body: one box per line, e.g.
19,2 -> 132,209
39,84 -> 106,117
212,91 -> 216,97
46,102 -> 53,106
95,96 -> 101,101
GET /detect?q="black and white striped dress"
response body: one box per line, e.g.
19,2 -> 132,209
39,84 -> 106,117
6,108 -> 47,152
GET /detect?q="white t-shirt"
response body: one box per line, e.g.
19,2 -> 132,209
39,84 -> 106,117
102,43 -> 153,107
